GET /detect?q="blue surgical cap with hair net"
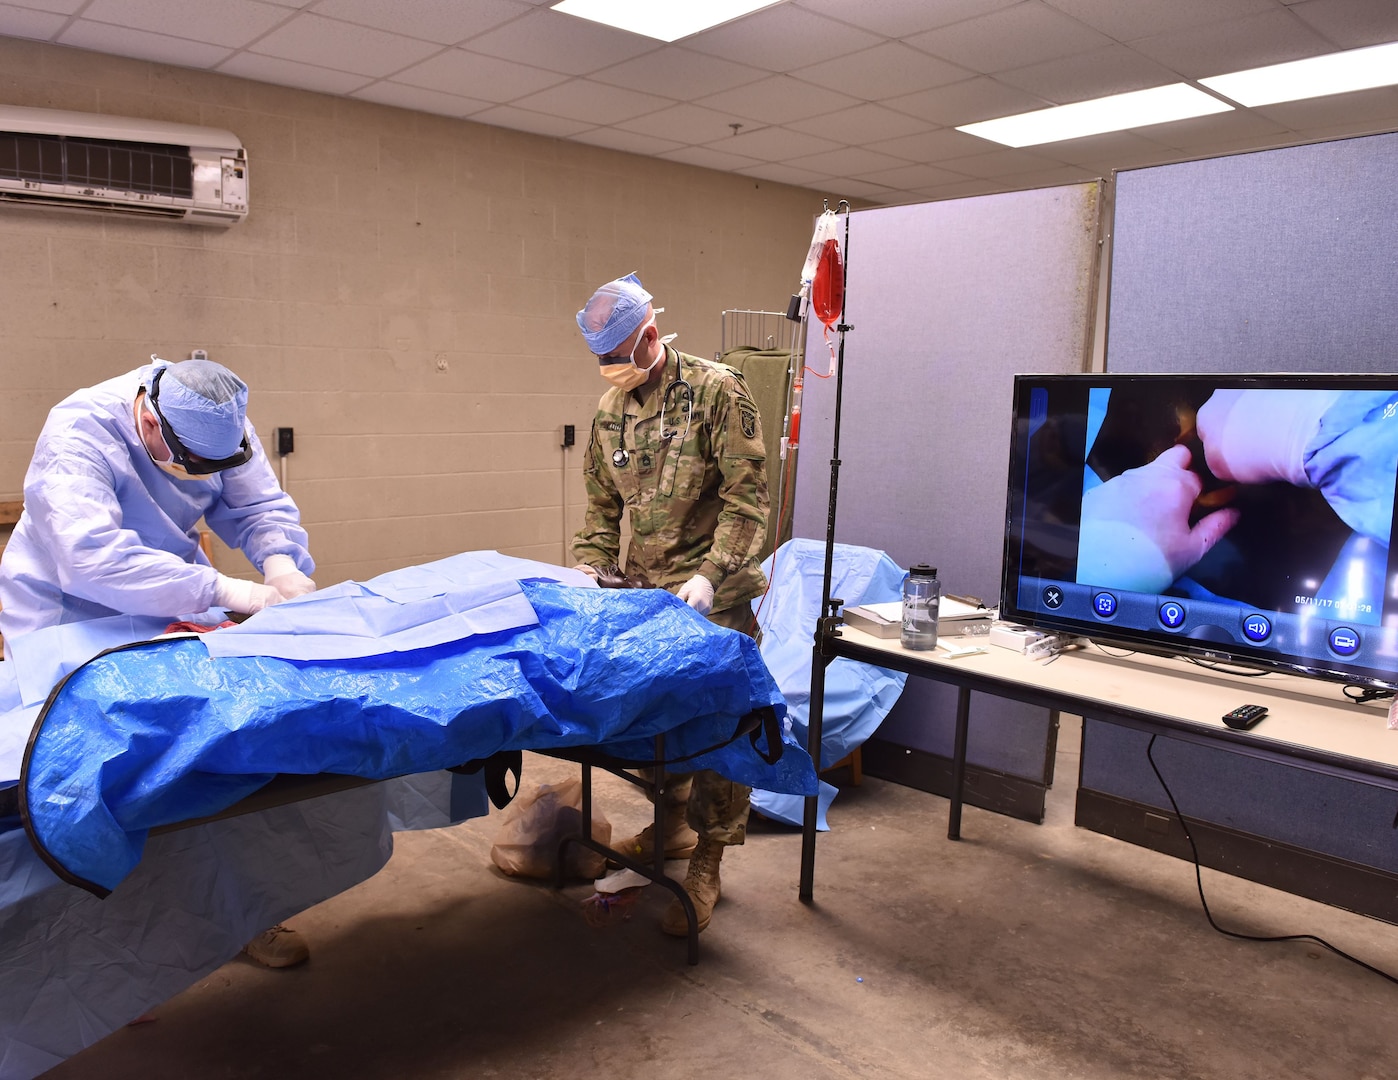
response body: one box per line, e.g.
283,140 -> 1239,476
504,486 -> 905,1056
146,359 -> 249,458
576,272 -> 653,355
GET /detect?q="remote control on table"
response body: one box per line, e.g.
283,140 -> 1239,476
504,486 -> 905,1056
1222,703 -> 1268,730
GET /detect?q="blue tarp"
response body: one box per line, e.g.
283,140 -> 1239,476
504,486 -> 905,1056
23,574 -> 814,894
751,539 -> 909,827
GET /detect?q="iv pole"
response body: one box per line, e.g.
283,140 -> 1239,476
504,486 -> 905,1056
799,201 -> 851,903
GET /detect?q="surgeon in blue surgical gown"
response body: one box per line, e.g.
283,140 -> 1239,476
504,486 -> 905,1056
0,355 -> 318,968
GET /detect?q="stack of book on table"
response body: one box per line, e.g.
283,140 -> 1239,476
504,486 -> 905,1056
841,596 -> 995,639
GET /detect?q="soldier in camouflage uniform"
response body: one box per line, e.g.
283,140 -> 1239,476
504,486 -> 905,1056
572,272 -> 769,936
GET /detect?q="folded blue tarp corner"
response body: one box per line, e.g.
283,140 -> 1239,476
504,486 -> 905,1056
21,558 -> 815,895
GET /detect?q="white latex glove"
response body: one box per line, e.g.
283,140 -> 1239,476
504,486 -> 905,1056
262,553 -> 317,600
676,574 -> 715,615
1077,445 -> 1240,594
572,563 -> 600,580
213,573 -> 283,615
1196,388 -> 1341,486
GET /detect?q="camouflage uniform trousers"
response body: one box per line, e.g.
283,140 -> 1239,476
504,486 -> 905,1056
643,602 -> 759,846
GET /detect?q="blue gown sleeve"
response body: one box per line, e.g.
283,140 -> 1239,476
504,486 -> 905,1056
1303,392 -> 1398,545
203,427 -> 314,575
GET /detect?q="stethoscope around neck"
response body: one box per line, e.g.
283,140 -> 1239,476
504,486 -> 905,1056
611,349 -> 695,468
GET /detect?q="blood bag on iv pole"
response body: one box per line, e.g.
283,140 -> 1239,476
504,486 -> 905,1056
782,209 -> 845,462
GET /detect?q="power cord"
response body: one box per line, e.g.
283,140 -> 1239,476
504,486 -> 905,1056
1145,734 -> 1398,986
1343,684 -> 1395,705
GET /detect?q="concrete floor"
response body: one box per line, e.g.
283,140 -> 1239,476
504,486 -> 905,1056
49,717 -> 1398,1080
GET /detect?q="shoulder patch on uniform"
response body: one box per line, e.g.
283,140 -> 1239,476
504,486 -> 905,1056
737,398 -> 759,439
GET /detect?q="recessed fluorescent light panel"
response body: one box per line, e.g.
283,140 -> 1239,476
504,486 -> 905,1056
1201,40 -> 1398,107
551,0 -> 786,42
958,83 -> 1233,148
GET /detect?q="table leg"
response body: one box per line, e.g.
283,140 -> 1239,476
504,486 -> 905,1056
948,686 -> 970,841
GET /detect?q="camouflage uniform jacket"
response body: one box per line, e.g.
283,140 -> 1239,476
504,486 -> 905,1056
573,346 -> 769,612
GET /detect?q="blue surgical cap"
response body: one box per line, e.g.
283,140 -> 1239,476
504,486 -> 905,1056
576,272 -> 653,355
147,359 -> 249,458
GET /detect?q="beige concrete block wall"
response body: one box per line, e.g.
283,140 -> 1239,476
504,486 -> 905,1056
0,37 -> 825,587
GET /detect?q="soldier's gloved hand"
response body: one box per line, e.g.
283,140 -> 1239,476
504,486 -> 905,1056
572,564 -> 600,580
213,573 -> 283,615
676,574 -> 715,615
262,554 -> 317,600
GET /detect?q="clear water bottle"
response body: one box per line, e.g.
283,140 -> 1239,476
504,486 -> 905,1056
901,565 -> 941,651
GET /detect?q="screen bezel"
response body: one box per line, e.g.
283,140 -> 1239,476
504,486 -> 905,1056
999,372 -> 1398,692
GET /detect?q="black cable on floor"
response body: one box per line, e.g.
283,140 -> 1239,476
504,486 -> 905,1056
1145,733 -> 1398,987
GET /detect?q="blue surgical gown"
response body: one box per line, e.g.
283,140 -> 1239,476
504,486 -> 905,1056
0,363 -> 312,644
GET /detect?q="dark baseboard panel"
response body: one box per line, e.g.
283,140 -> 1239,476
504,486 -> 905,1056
1076,787 -> 1398,926
862,738 -> 1047,824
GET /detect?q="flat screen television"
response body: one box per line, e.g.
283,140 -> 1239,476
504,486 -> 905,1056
1000,373 -> 1398,691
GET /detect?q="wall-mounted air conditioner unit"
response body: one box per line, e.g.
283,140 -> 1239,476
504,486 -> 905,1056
0,105 -> 248,226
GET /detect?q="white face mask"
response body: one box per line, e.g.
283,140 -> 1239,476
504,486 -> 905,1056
598,317 -> 660,391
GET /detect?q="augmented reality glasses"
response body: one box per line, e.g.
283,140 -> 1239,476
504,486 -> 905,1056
146,365 -> 254,476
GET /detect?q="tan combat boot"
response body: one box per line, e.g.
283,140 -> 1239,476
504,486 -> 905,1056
660,837 -> 723,936
609,818 -> 698,866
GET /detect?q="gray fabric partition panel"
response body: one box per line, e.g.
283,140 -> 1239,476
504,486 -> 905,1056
1107,130 -> 1398,374
1081,721 -> 1398,874
792,183 -> 1102,772
1095,132 -> 1398,851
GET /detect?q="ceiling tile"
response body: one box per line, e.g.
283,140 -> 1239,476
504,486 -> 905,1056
589,45 -> 768,99
249,12 -> 444,77
833,177 -> 899,200
616,103 -> 748,144
1153,131 -> 1306,167
696,74 -> 861,125
932,146 -> 1069,177
733,161 -> 831,186
1007,165 -> 1102,188
906,3 -> 1115,74
683,4 -> 882,73
0,5 -> 67,38
915,177 -> 1004,200
792,0 -> 1022,39
3,0 -> 86,13
657,145 -> 765,172
58,20 -> 234,66
790,41 -> 974,99
390,47 -> 568,101
462,8 -> 658,77
467,104 -> 593,137
1132,108 -> 1288,151
886,76 -> 1052,127
713,124 -> 842,161
785,103 -> 933,144
1042,0 -> 1276,42
995,44 -> 1181,102
216,49 -> 374,93
852,161 -> 976,189
571,127 -> 685,156
1288,0 -> 1398,48
309,0 -> 531,45
1129,10 -> 1334,77
1250,84 -> 1398,132
351,81 -> 492,118
510,78 -> 673,125
865,126 -> 990,162
1024,128 -> 1173,166
782,145 -> 914,176
80,0 -> 289,47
